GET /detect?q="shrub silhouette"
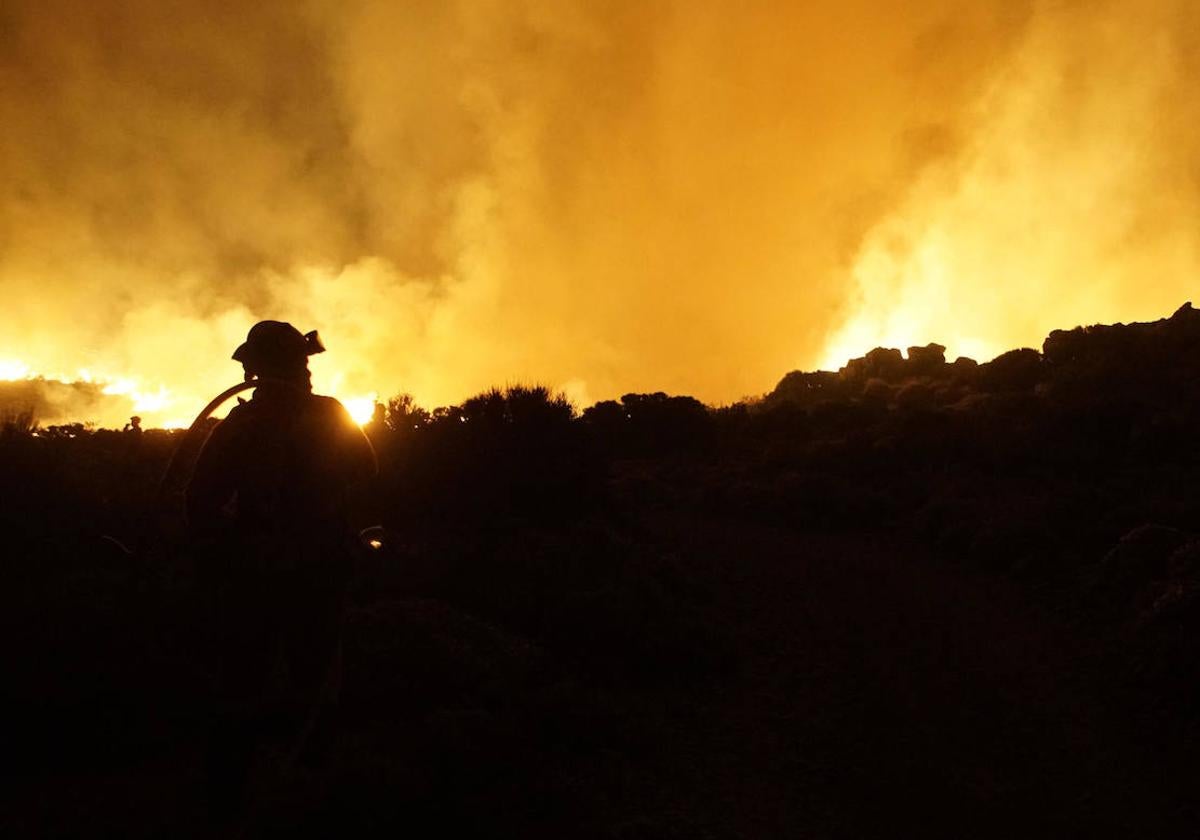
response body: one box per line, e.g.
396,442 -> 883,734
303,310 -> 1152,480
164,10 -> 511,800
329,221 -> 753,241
582,391 -> 713,457
371,385 -> 600,535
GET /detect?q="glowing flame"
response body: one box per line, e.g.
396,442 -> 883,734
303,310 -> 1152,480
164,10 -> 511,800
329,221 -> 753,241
0,359 -> 32,380
0,357 -> 188,426
0,353 -> 378,429
818,3 -> 1196,372
100,378 -> 173,414
342,393 -> 378,426
820,231 -> 1000,370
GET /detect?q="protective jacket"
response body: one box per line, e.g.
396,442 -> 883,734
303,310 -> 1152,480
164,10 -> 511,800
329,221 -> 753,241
187,384 -> 376,560
187,384 -> 376,814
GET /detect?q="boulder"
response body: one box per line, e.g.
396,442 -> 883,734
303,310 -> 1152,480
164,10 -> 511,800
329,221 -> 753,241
906,343 -> 947,376
769,370 -> 846,406
863,347 -> 906,381
977,348 -> 1043,393
1042,328 -> 1087,366
842,347 -> 905,384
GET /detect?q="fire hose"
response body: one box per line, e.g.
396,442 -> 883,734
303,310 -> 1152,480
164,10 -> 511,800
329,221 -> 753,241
112,377 -> 384,559
157,378 -> 270,504
101,378 -> 281,563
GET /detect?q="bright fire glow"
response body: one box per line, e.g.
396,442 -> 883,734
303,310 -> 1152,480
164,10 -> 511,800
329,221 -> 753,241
101,379 -> 172,414
820,232 -> 999,370
342,393 -> 378,426
0,359 -> 32,380
0,355 -> 378,429
817,3 -> 1197,372
1,3 -> 1198,417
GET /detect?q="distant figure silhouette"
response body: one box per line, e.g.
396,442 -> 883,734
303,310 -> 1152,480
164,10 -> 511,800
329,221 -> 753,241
123,415 -> 142,434
187,320 -> 376,818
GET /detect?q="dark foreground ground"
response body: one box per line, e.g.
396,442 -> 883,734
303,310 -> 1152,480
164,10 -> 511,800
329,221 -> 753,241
4,305 -> 1200,837
4,499 -> 1197,838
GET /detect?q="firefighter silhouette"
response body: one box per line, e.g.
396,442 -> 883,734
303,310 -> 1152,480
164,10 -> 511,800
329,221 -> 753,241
187,320 -> 376,816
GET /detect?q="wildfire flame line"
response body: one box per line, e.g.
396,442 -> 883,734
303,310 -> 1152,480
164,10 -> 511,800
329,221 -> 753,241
0,356 -> 377,428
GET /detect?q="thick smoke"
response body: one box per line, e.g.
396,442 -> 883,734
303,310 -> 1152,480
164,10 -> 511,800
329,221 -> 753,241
0,1 -> 1192,425
824,0 -> 1200,367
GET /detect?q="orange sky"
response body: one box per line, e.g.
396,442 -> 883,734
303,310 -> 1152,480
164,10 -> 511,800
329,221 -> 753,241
0,1 -> 1197,426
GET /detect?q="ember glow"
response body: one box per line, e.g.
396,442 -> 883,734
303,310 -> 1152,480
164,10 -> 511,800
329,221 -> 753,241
1,1 -> 1198,427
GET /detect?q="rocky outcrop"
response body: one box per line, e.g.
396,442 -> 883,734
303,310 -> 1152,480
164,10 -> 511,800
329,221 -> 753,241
767,303 -> 1200,413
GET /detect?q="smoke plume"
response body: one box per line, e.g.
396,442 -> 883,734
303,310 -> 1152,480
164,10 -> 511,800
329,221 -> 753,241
0,1 -> 1194,425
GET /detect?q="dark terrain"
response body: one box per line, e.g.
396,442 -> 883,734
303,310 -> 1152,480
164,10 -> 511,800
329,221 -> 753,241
3,304 -> 1200,837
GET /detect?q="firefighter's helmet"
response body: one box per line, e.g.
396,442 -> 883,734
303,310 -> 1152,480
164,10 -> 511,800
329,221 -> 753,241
232,321 -> 325,373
